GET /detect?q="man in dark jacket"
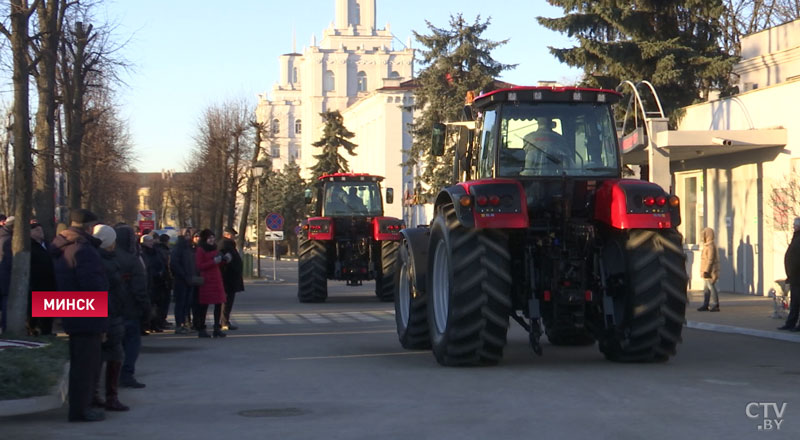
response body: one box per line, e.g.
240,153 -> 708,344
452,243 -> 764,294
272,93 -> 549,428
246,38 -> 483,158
154,234 -> 173,329
779,217 -> 800,331
114,224 -> 150,388
28,221 -> 57,335
170,228 -> 197,334
219,227 -> 244,331
51,209 -> 108,422
0,216 -> 13,333
140,234 -> 166,332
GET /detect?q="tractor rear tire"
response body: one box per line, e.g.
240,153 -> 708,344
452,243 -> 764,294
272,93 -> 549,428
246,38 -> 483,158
599,229 -> 688,362
395,239 -> 430,349
297,236 -> 328,303
428,204 -> 512,366
375,241 -> 399,302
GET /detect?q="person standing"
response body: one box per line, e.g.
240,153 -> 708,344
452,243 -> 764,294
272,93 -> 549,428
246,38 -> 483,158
170,228 -> 197,334
0,216 -> 13,333
28,221 -> 56,336
92,225 -> 129,411
779,217 -> 800,331
114,224 -> 150,389
140,234 -> 165,332
195,229 -> 227,338
155,234 -> 173,329
51,209 -> 108,422
219,227 -> 244,331
697,227 -> 721,312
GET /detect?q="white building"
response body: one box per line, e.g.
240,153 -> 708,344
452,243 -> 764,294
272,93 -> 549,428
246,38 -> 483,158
256,0 -> 416,220
625,20 -> 800,295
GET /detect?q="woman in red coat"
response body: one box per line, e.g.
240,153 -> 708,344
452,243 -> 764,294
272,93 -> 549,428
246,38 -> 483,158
195,229 -> 228,338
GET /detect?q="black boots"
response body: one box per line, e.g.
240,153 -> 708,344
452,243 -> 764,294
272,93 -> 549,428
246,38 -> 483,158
213,325 -> 227,338
104,361 -> 129,411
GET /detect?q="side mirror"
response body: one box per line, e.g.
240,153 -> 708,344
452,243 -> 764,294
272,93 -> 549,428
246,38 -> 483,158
304,188 -> 313,204
386,188 -> 394,204
431,123 -> 446,156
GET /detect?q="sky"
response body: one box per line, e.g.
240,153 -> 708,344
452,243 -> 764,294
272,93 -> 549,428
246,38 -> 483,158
100,0 -> 581,172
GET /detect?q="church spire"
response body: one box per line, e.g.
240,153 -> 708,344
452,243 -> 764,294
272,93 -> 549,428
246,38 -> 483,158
335,0 -> 375,32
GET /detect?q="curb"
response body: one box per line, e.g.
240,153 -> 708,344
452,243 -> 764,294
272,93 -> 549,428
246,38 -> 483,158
0,362 -> 69,417
687,321 -> 800,343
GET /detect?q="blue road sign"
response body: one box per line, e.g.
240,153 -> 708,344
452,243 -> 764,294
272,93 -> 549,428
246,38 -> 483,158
294,225 -> 302,235
266,213 -> 284,231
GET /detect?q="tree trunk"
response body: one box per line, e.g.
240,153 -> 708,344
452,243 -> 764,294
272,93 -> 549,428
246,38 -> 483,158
65,21 -> 89,210
226,135 -> 241,229
236,124 -> 264,250
32,0 -> 64,239
6,0 -> 34,336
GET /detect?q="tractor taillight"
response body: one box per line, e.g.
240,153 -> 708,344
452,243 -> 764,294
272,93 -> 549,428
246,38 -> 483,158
643,196 -> 655,206
656,196 -> 667,206
459,195 -> 472,207
585,290 -> 593,301
543,290 -> 551,302
669,195 -> 680,207
476,196 -> 488,206
489,195 -> 500,206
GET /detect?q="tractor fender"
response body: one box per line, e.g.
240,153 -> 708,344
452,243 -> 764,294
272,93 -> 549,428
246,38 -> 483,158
434,180 -> 529,229
400,227 -> 430,294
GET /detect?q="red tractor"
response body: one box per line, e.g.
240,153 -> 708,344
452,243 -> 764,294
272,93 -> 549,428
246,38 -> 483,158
393,86 -> 688,365
298,173 -> 402,303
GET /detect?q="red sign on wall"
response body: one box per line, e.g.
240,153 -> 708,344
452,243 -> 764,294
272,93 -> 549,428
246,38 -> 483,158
138,210 -> 156,232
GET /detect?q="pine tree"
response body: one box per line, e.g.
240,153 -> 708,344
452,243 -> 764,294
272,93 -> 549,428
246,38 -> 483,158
538,1 -> 737,122
309,110 -> 357,179
408,14 -> 514,199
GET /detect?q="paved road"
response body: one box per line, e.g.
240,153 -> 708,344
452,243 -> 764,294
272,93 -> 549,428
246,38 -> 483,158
3,259 -> 800,439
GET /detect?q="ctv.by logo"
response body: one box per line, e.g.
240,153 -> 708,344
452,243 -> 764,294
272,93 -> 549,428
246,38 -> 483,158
746,402 -> 787,431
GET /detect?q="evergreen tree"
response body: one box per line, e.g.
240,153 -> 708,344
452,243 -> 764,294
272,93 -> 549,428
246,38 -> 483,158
261,161 -> 307,255
538,1 -> 737,122
408,14 -> 514,199
309,110 -> 357,179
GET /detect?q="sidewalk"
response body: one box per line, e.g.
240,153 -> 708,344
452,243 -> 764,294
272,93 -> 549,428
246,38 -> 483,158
685,290 -> 800,343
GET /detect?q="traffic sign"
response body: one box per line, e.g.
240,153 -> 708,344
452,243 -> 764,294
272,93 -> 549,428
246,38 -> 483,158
266,213 -> 284,231
264,230 -> 284,241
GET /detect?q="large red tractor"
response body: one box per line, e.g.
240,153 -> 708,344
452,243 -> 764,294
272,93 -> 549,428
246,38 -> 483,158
393,86 -> 688,365
298,173 -> 402,303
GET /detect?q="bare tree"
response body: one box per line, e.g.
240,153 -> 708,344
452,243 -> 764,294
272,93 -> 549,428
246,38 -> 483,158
770,171 -> 800,243
31,0 -> 69,238
0,0 -> 36,335
719,1 -> 800,56
236,120 -> 269,250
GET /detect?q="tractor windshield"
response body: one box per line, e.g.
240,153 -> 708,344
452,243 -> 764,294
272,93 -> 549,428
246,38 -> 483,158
323,182 -> 382,216
495,103 -> 619,177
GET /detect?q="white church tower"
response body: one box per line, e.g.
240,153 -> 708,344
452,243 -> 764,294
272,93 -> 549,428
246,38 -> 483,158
256,0 -> 415,220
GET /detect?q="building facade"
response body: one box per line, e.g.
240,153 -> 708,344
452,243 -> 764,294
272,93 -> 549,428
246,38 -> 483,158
255,0 -> 415,219
667,20 -> 800,295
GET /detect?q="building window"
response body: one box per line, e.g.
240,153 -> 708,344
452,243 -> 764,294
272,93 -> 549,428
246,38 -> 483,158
353,2 -> 361,25
679,173 -> 704,245
357,71 -> 367,92
271,145 -> 280,158
272,118 -> 280,134
389,71 -> 400,79
292,67 -> 298,83
294,119 -> 302,134
324,70 -> 335,92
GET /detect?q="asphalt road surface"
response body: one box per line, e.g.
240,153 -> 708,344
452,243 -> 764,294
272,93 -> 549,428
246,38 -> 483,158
3,258 -> 800,439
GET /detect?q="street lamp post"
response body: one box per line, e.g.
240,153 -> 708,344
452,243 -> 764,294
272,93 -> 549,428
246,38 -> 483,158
252,164 -> 266,278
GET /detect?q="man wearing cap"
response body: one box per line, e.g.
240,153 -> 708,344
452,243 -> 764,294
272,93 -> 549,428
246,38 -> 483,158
0,215 -> 13,332
51,208 -> 109,422
219,227 -> 244,331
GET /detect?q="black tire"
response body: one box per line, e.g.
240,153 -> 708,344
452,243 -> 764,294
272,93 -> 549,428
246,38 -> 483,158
427,204 -> 512,366
375,240 -> 399,302
599,229 -> 688,362
394,239 -> 430,349
297,235 -> 328,303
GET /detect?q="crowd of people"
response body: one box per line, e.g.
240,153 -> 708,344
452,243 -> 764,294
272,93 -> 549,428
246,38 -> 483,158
0,209 -> 245,422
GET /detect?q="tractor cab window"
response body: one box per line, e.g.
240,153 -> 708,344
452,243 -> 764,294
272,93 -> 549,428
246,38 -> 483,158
497,103 -> 619,177
477,110 -> 497,179
323,182 -> 382,216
